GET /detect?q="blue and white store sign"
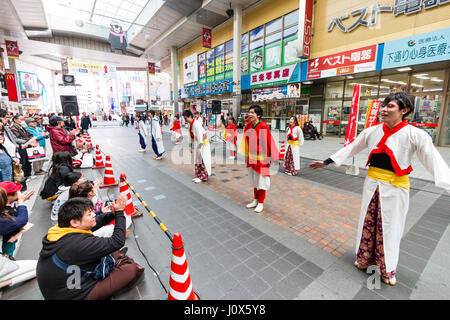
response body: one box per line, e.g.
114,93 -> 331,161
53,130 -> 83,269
180,78 -> 233,98
382,27 -> 450,70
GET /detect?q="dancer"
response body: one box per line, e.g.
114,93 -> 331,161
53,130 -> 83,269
310,92 -> 450,286
182,110 -> 211,184
239,105 -> 279,213
170,115 -> 182,145
148,110 -> 165,160
136,114 -> 148,152
284,116 -> 304,176
224,116 -> 237,160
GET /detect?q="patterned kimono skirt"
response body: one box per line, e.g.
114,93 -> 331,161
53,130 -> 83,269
356,186 -> 396,280
284,145 -> 297,175
194,150 -> 208,181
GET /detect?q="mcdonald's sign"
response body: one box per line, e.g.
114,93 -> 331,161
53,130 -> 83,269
5,73 -> 19,102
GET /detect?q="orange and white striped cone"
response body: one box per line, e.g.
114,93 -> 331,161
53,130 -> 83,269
86,133 -> 93,149
167,233 -> 199,300
99,155 -> 118,188
93,145 -> 105,169
119,174 -> 142,218
279,140 -> 285,160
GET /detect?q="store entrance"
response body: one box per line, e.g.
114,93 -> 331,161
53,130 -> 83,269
266,99 -> 309,131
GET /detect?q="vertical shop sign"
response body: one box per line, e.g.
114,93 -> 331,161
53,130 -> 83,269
148,62 -> 155,75
365,100 -> 381,128
5,73 -> 19,102
206,57 -> 215,83
203,28 -> 212,48
344,84 -> 360,146
297,0 -> 313,59
5,40 -> 19,59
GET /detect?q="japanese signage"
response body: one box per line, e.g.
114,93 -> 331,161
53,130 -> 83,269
382,27 -> 450,69
306,45 -> 377,80
328,1 -> 449,33
183,53 -> 198,85
251,83 -> 302,101
68,59 -> 116,77
365,100 -> 382,128
5,73 -> 19,102
5,40 -> 19,59
298,0 -> 314,58
148,62 -> 155,75
198,52 -> 206,85
180,78 -> 233,98
206,57 -> 215,83
251,63 -> 300,88
203,28 -> 212,48
344,85 -> 360,146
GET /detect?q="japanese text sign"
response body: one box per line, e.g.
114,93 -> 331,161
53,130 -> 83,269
344,85 -> 360,146
250,63 -> 300,88
307,45 -> 377,80
365,100 -> 381,128
382,27 -> 450,69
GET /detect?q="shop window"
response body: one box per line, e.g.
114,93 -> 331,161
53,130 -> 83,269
409,94 -> 441,143
265,32 -> 282,45
345,77 -> 380,98
225,40 -> 233,53
215,44 -> 224,56
323,101 -> 342,136
242,33 -> 249,45
283,25 -> 298,38
250,39 -> 264,51
250,26 -> 264,41
442,97 -> 450,145
266,17 -> 282,34
379,73 -> 408,95
410,70 -> 445,93
242,45 -> 248,54
325,81 -> 344,99
284,9 -> 299,27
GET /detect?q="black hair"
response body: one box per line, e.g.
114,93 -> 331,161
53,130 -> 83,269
149,110 -> 155,116
249,105 -> 263,119
0,109 -> 7,118
228,116 -> 235,124
174,114 -> 179,120
182,109 -> 193,118
50,151 -> 74,180
58,197 -> 93,228
63,171 -> 82,187
290,116 -> 299,126
381,92 -> 415,120
69,181 -> 94,199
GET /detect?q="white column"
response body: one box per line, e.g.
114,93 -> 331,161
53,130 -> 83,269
170,47 -> 179,114
232,4 -> 242,120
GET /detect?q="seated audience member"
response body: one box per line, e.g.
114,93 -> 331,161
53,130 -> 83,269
72,141 -> 94,169
40,151 -> 74,200
0,254 -> 37,290
69,181 -> 131,238
51,172 -> 85,223
47,116 -> 79,155
36,196 -> 144,300
0,183 -> 34,260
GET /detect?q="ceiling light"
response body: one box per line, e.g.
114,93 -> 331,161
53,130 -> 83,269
303,81 -> 313,84
397,67 -> 412,72
431,78 -> 443,82
346,76 -> 354,79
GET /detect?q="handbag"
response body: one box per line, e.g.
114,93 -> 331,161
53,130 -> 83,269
13,163 -> 24,183
26,146 -> 46,161
52,253 -> 115,280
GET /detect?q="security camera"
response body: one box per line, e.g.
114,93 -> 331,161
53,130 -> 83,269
226,8 -> 234,18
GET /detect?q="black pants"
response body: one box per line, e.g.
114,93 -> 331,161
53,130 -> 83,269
18,148 -> 32,178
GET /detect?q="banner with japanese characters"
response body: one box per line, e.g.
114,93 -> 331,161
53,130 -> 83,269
250,63 -> 300,88
198,52 -> 206,85
365,100 -> 381,128
382,27 -> 450,70
344,84 -> 360,147
306,45 -> 377,80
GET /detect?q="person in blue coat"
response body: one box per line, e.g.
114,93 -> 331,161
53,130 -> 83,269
25,118 -> 49,175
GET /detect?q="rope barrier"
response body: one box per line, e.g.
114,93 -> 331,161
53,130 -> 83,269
123,178 -> 174,243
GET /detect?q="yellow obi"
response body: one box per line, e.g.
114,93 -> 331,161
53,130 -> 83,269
248,153 -> 266,161
367,166 -> 410,190
288,139 -> 300,147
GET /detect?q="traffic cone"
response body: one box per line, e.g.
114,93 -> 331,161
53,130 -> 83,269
279,141 -> 285,160
93,145 -> 105,169
168,233 -> 199,300
99,155 -> 118,188
119,174 -> 142,219
85,133 -> 92,149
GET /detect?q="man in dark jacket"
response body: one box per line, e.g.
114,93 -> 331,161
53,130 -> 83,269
80,112 -> 92,134
36,195 -> 144,300
9,115 -> 36,179
47,116 -> 79,155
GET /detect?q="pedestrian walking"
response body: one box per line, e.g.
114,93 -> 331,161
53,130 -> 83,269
284,116 -> 304,176
148,110 -> 165,160
136,115 -> 148,152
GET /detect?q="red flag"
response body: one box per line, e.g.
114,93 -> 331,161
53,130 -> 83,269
5,73 -> 19,102
5,40 -> 19,59
148,62 -> 155,75
202,28 -> 211,49
365,100 -> 381,128
344,84 -> 360,146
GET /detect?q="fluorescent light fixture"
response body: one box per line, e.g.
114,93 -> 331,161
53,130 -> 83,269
346,76 -> 354,79
303,81 -> 313,84
411,83 -> 424,87
24,28 -> 52,37
431,78 -> 443,82
397,67 -> 412,72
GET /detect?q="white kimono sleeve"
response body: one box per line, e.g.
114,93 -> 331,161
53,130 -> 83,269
330,129 -> 369,166
153,120 -> 162,140
412,129 -> 450,193
296,126 -> 305,146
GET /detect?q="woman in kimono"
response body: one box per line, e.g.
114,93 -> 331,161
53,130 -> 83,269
136,114 -> 148,152
310,92 -> 450,286
284,116 -> 304,176
224,117 -> 237,160
182,109 -> 211,184
148,110 -> 165,160
239,105 -> 279,213
171,114 -> 182,145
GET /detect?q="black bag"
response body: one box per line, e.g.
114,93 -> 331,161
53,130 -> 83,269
40,176 -> 59,200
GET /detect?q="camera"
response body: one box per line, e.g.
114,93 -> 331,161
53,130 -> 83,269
226,8 -> 234,18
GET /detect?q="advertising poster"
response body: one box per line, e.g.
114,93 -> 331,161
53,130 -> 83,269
183,53 -> 198,85
365,100 -> 381,128
283,36 -> 300,65
264,43 -> 282,69
206,58 -> 215,83
198,60 -> 206,84
241,54 -> 249,74
18,71 -> 39,92
250,49 -> 264,72
225,50 -> 233,79
286,83 -> 301,98
215,54 -> 224,80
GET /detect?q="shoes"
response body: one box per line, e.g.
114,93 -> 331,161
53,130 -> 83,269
155,156 -> 163,160
254,203 -> 264,213
285,172 -> 292,176
119,246 -> 128,256
3,253 -> 15,261
246,199 -> 258,208
382,276 -> 397,286
192,178 -> 202,183
139,149 -> 146,152
354,261 -> 367,270
34,171 -> 46,175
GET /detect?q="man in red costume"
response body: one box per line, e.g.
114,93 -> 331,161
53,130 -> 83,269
239,105 -> 279,213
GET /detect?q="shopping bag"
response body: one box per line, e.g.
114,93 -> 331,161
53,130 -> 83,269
26,146 -> 46,161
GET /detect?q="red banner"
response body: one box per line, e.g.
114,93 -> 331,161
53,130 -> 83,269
5,73 -> 19,102
5,40 -> 19,59
298,0 -> 313,59
365,100 -> 381,128
322,120 -> 340,124
148,62 -> 155,75
344,84 -> 360,146
410,123 -> 438,127
202,28 -> 212,48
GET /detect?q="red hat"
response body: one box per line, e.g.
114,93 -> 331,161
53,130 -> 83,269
0,181 -> 22,195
